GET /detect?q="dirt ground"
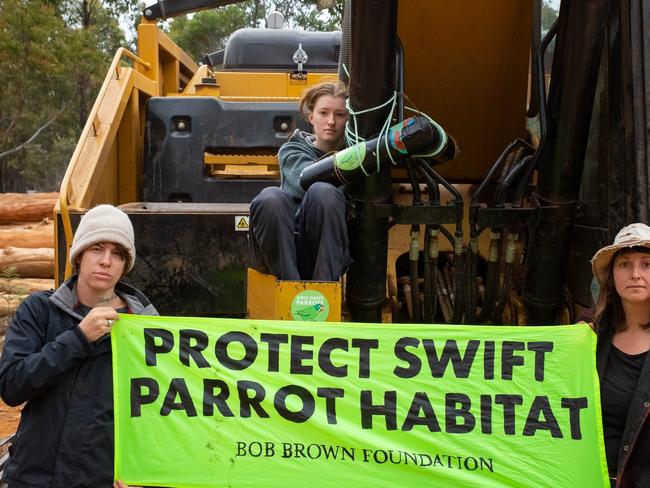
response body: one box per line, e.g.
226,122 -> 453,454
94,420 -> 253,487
0,402 -> 19,438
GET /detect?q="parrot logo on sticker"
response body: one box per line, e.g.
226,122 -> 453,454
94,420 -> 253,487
290,291 -> 329,321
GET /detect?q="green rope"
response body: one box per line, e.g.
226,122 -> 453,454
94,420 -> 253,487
345,92 -> 397,175
343,89 -> 449,176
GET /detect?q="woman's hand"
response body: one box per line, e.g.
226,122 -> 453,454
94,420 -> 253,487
78,306 -> 118,342
114,480 -> 139,488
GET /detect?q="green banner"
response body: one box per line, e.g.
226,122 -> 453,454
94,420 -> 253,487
112,316 -> 608,488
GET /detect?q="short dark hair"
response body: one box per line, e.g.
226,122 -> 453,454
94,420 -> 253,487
74,242 -> 130,275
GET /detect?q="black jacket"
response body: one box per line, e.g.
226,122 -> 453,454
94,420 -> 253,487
597,330 -> 650,488
0,276 -> 157,488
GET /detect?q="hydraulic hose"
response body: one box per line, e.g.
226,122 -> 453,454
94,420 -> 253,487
427,226 -> 439,322
478,230 -> 502,323
409,225 -> 421,322
495,154 -> 534,206
467,139 -> 532,322
395,41 -> 422,203
414,160 -> 464,322
338,0 -> 351,84
422,224 -> 437,322
514,20 -> 559,206
413,161 -> 441,323
527,0 -> 543,118
494,232 -> 518,322
465,234 -> 479,323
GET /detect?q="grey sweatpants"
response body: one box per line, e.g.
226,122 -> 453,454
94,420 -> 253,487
248,182 -> 351,281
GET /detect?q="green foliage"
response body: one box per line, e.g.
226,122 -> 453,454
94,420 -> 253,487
542,1 -> 559,32
0,0 -> 70,191
167,6 -> 250,60
0,266 -> 27,295
0,267 -> 20,281
270,0 -> 343,30
0,0 -> 125,192
0,0 -> 344,190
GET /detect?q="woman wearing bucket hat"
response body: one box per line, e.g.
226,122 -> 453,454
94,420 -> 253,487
0,205 -> 157,488
591,223 -> 650,487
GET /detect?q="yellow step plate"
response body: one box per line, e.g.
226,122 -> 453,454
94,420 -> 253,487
247,268 -> 342,322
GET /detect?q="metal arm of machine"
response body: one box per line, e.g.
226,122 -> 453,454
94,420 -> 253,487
142,0 -> 242,20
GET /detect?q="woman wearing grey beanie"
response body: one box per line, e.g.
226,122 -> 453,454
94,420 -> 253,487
0,204 -> 158,488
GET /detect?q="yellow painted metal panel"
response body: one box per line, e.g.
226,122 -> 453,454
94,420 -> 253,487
397,0 -> 532,182
67,69 -> 135,208
204,154 -> 277,165
131,70 -> 158,97
215,72 -> 339,98
162,57 -> 181,96
247,268 -> 277,319
136,22 -> 162,95
274,279 -> 342,322
247,268 -> 342,322
136,20 -> 198,96
117,91 -> 141,204
204,153 -> 279,177
154,26 -> 198,77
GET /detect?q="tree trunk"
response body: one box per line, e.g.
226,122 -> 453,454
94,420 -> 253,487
0,220 -> 54,248
0,295 -> 24,317
0,278 -> 54,294
0,247 -> 54,278
2,261 -> 53,279
0,192 -> 58,223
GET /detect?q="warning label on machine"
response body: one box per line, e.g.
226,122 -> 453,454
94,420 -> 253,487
235,216 -> 250,231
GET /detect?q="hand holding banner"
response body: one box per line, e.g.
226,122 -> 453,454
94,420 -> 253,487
112,316 -> 608,488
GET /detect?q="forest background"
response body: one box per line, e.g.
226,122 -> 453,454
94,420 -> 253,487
0,0 -> 558,193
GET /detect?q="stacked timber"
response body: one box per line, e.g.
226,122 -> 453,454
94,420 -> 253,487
0,193 -> 57,321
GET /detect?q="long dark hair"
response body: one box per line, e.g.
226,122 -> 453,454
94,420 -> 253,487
593,246 -> 650,332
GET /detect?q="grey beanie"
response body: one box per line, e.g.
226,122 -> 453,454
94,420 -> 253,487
69,205 -> 136,272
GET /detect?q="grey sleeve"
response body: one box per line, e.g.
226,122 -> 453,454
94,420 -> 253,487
279,144 -> 318,200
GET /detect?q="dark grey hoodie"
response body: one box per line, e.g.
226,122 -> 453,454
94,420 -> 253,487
278,129 -> 326,200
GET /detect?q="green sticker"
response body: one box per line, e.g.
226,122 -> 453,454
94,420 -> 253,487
334,144 -> 366,170
290,290 -> 329,321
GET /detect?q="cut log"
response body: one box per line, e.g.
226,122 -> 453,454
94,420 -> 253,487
0,220 -> 54,249
0,248 -> 54,278
0,278 -> 54,294
0,295 -> 24,317
0,247 -> 54,267
1,261 -> 53,279
0,193 -> 58,223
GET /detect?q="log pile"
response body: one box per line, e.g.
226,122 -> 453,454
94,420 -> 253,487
0,193 -> 57,322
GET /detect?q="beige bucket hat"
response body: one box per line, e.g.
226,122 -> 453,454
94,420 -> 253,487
591,223 -> 650,286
